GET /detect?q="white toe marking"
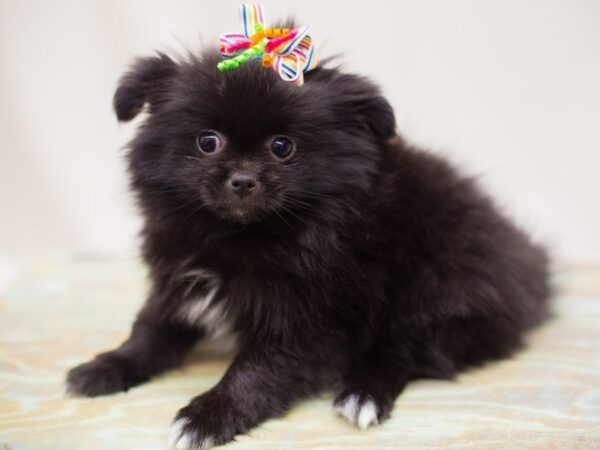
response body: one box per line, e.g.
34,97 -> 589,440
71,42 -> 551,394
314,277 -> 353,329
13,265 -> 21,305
175,433 -> 192,450
168,418 -> 215,450
335,394 -> 359,423
357,399 -> 379,429
336,395 -> 379,429
201,437 -> 214,449
168,419 -> 189,447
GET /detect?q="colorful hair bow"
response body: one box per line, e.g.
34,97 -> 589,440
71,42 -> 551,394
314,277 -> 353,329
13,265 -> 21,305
217,4 -> 318,85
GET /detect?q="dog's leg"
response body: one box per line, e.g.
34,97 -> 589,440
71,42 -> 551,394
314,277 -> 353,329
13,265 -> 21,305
66,318 -> 200,396
168,346 -> 323,449
333,350 -> 410,429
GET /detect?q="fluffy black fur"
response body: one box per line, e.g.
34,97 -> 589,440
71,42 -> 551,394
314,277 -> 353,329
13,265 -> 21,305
67,50 -> 550,448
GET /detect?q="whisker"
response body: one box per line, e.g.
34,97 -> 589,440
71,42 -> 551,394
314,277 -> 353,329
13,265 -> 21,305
163,196 -> 203,215
278,204 -> 310,226
144,188 -> 199,197
285,189 -> 356,212
283,200 -> 320,215
271,206 -> 295,230
181,202 -> 207,222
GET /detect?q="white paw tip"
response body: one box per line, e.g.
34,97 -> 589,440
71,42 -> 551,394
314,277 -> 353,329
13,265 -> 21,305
357,399 -> 378,429
168,418 -> 214,450
176,433 -> 192,450
335,394 -> 359,422
335,394 -> 379,430
168,419 -> 189,448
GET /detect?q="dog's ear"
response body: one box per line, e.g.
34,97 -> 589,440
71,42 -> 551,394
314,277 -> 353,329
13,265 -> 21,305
355,93 -> 396,139
113,53 -> 177,121
312,69 -> 396,139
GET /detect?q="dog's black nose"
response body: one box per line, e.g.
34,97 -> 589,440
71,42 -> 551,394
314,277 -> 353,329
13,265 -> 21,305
228,172 -> 257,198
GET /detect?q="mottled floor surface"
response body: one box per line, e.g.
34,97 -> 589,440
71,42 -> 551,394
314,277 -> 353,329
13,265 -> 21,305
0,259 -> 598,449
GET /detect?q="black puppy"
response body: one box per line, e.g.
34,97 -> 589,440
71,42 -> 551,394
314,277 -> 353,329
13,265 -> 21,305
66,51 -> 550,449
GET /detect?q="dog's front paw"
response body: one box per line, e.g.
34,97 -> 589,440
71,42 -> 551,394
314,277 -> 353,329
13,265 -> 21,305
169,389 -> 249,450
66,352 -> 144,397
334,389 -> 389,430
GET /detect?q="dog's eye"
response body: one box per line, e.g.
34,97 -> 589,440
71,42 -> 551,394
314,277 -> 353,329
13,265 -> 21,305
196,131 -> 222,154
271,136 -> 294,160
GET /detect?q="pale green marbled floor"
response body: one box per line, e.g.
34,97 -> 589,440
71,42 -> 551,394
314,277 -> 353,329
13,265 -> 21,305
0,259 -> 599,449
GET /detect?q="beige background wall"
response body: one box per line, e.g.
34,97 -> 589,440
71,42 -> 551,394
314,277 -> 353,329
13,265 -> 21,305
1,0 -> 599,278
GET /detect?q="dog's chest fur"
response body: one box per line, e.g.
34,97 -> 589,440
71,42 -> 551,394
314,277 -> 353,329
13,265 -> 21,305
176,268 -> 238,353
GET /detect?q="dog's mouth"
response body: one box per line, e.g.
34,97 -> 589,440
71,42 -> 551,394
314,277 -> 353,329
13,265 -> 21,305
214,199 -> 269,223
204,185 -> 290,224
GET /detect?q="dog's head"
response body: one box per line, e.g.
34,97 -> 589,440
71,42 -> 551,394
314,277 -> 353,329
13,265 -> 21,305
116,52 -> 395,224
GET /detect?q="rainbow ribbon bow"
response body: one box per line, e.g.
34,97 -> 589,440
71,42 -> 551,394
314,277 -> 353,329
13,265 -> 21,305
217,4 -> 318,85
